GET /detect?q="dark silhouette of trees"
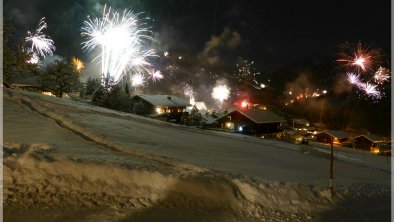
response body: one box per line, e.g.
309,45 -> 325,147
41,60 -> 80,97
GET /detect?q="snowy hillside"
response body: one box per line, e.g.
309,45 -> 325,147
3,88 -> 390,221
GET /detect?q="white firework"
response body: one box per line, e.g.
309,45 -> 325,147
373,67 -> 390,84
25,17 -> 55,60
81,5 -> 156,83
212,84 -> 230,106
131,73 -> 145,87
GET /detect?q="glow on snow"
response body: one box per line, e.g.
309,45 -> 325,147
25,17 -> 55,63
212,84 -> 230,106
81,5 -> 156,83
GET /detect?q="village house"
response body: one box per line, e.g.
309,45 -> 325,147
315,130 -> 350,145
291,118 -> 310,131
351,134 -> 385,153
215,107 -> 285,136
131,94 -> 190,123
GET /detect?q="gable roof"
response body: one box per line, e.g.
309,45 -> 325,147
352,134 -> 384,143
217,108 -> 285,124
293,118 -> 309,125
318,130 -> 349,139
133,95 -> 191,107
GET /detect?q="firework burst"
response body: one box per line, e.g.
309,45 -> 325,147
234,59 -> 261,87
338,42 -> 390,100
373,67 -> 390,84
360,82 -> 381,99
149,69 -> 163,82
346,72 -> 361,86
71,57 -> 85,74
212,84 -> 230,107
131,73 -> 145,87
25,17 -> 55,62
182,83 -> 194,97
337,42 -> 380,73
81,5 -> 156,84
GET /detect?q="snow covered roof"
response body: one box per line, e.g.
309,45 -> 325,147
318,130 -> 349,139
134,95 -> 191,107
201,115 -> 217,124
352,134 -> 384,143
217,108 -> 285,124
293,118 -> 309,125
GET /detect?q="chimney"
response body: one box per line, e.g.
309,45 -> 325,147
167,96 -> 171,100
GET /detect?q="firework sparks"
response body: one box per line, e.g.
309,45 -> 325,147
183,84 -> 194,97
373,67 -> 390,84
234,59 -> 261,86
212,84 -> 230,106
27,52 -> 40,64
338,42 -> 389,101
71,57 -> 85,74
25,17 -> 55,61
241,100 -> 248,108
337,42 -> 380,73
360,82 -> 380,98
131,73 -> 145,87
81,5 -> 156,83
150,70 -> 163,82
346,72 -> 361,86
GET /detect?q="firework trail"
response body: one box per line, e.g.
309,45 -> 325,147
81,5 -> 156,84
71,57 -> 85,74
212,84 -> 230,107
25,17 -> 55,62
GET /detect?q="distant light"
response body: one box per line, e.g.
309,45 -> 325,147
164,51 -> 169,57
238,126 -> 243,132
322,90 -> 327,94
289,91 -> 292,95
178,56 -> 182,60
241,100 -> 248,108
260,83 -> 266,88
156,107 -> 163,114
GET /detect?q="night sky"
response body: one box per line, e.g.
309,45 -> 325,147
3,0 -> 392,134
4,0 -> 391,72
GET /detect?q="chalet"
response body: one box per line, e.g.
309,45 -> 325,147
351,134 -> 385,152
292,118 -> 310,131
315,130 -> 349,145
312,122 -> 327,131
215,107 -> 285,135
131,95 -> 190,123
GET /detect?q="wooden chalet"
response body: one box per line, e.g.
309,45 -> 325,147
351,134 -> 385,152
215,107 -> 285,135
315,130 -> 349,145
131,95 -> 190,123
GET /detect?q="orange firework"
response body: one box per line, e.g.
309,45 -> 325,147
336,42 -> 381,73
71,57 -> 85,74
